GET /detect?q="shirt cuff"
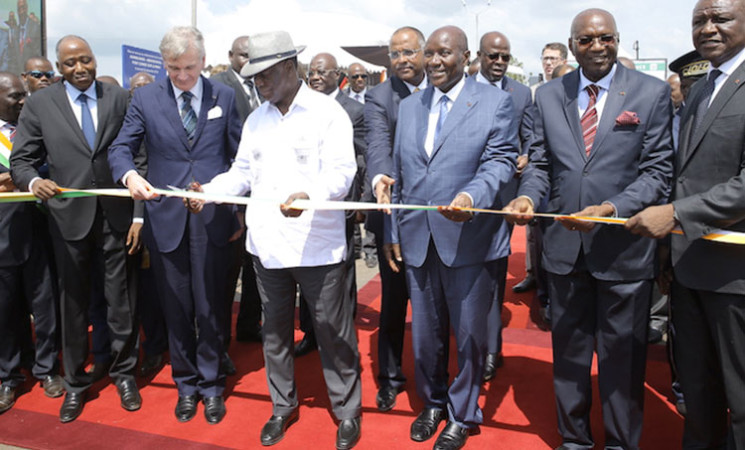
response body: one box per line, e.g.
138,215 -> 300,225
121,169 -> 138,187
601,201 -> 618,217
28,176 -> 41,192
458,191 -> 474,207
371,173 -> 384,197
518,195 -> 534,209
132,217 -> 144,224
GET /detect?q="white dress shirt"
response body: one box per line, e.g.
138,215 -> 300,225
708,46 -> 745,106
424,76 -> 466,157
171,77 -> 203,118
64,80 -> 98,130
203,82 -> 356,269
349,87 -> 366,104
577,63 -> 616,123
475,72 -> 502,89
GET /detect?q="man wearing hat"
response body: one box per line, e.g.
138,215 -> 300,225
193,31 -> 362,449
108,26 -> 242,425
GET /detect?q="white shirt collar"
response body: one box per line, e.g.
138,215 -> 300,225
266,80 -> 309,116
403,76 -> 427,94
172,76 -> 203,103
327,87 -> 340,98
432,75 -> 466,107
64,80 -> 97,102
709,46 -> 745,77
350,87 -> 366,97
231,68 -> 245,84
578,63 -> 616,94
475,71 -> 502,89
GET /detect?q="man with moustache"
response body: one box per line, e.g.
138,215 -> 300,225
10,35 -> 139,423
506,9 -> 673,448
346,63 -> 368,104
0,72 -> 62,413
388,26 -> 518,449
22,57 -> 54,93
626,0 -> 745,446
475,31 -> 535,382
364,26 -> 426,413
108,26 -> 241,425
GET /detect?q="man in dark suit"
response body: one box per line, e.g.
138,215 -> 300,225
10,35 -> 140,423
506,9 -> 674,449
294,52 -> 366,357
627,0 -> 745,446
364,26 -> 426,413
388,26 -> 518,450
475,31 -> 535,382
108,26 -> 241,425
0,72 -> 62,413
7,0 -> 40,75
209,35 -> 263,359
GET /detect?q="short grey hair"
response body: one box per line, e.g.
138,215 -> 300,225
159,26 -> 205,60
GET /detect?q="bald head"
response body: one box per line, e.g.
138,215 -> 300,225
425,26 -> 470,93
308,53 -> 339,95
129,71 -> 155,93
55,35 -> 97,91
570,8 -> 617,38
478,31 -> 511,83
569,9 -> 619,82
348,62 -> 368,93
97,75 -> 120,87
0,72 -> 26,123
228,35 -> 250,74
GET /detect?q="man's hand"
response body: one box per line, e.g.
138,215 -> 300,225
516,154 -> 529,175
31,179 -> 60,201
229,211 -> 246,242
625,204 -> 676,239
504,196 -> 535,225
439,193 -> 473,222
280,192 -> 309,218
382,243 -> 403,273
126,172 -> 158,200
558,203 -> 615,232
126,222 -> 143,255
184,181 -> 205,214
0,172 -> 16,192
375,175 -> 395,214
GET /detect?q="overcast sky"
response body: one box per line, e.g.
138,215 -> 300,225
42,0 -> 697,83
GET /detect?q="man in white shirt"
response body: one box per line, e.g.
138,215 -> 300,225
193,31 -> 362,450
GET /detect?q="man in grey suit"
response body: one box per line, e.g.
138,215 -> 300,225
627,0 -> 745,446
210,36 -> 261,123
506,9 -> 674,449
388,26 -> 518,450
10,35 -> 140,423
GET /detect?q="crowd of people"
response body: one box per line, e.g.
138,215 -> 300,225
0,0 -> 744,449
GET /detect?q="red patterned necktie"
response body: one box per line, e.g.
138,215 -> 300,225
581,84 -> 599,156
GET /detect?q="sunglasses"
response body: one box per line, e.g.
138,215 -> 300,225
485,52 -> 511,62
574,34 -> 617,46
350,74 -> 368,80
26,70 -> 55,79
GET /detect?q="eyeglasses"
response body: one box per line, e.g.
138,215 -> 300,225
350,74 -> 368,80
542,56 -> 560,63
485,52 -> 511,62
388,48 -> 421,60
26,70 -> 54,79
308,69 -> 337,78
573,34 -> 617,47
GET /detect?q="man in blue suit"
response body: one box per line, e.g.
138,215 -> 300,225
387,26 -> 518,450
506,9 -> 674,449
474,31 -> 535,382
108,26 -> 241,425
363,26 -> 427,412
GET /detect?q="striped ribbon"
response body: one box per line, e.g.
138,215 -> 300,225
0,131 -> 12,169
1,186 -> 744,246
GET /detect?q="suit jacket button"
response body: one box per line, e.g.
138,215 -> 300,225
678,176 -> 685,183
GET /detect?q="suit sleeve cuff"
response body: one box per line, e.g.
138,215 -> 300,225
121,169 -> 138,187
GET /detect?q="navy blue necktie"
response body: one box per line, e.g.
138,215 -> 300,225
692,69 -> 722,136
181,91 -> 197,142
434,95 -> 450,143
77,93 -> 95,149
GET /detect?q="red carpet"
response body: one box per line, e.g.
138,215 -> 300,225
0,227 -> 683,449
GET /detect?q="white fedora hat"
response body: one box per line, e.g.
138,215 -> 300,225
240,31 -> 306,77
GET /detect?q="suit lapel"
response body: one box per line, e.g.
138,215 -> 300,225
50,83 -> 91,154
431,78 -> 477,160
415,87 -> 431,161
682,61 -> 745,169
561,72 -> 586,161
161,80 -> 191,150
193,77 -> 216,144
93,82 -> 108,154
588,65 -> 629,162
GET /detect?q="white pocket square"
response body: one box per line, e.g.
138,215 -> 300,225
207,106 -> 223,120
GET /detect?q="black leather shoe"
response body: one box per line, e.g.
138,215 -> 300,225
482,352 -> 504,383
41,375 -> 65,398
86,360 -> 111,382
203,396 -> 226,424
260,409 -> 299,446
512,274 -> 536,293
59,391 -> 86,423
236,324 -> 263,343
294,334 -> 317,357
116,378 -> 142,411
376,385 -> 400,412
433,421 -> 470,450
0,385 -> 16,413
175,395 -> 199,422
221,353 -> 237,376
336,416 -> 361,450
410,406 -> 445,442
139,353 -> 164,378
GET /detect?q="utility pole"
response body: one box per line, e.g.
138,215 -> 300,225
191,0 -> 197,28
633,40 -> 639,60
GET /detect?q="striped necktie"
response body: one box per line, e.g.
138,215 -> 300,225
580,84 -> 599,156
181,91 -> 197,143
